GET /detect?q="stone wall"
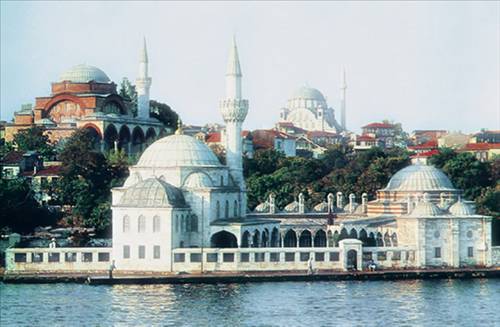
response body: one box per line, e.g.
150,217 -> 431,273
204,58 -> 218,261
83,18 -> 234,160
492,246 -> 500,266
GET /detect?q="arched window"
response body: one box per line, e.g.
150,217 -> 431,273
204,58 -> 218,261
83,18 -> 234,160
181,215 -> 185,232
233,200 -> 238,217
153,215 -> 160,233
225,200 -> 229,219
241,231 -> 251,248
175,215 -> 179,232
216,201 -> 220,219
284,230 -> 297,247
299,230 -> 312,247
220,176 -> 224,186
391,233 -> 398,247
384,232 -> 392,247
138,215 -> 146,233
314,230 -> 327,247
191,215 -> 198,232
123,215 -> 130,233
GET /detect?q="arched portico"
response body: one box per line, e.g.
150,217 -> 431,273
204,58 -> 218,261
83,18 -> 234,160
210,231 -> 238,248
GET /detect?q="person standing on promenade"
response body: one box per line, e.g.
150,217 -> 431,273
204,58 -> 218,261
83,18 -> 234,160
307,256 -> 314,275
109,260 -> 116,279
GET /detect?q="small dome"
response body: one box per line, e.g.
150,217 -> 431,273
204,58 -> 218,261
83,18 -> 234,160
59,64 -> 111,83
254,202 -> 270,213
119,178 -> 186,207
313,201 -> 329,213
284,200 -> 299,213
384,164 -> 455,192
137,134 -> 222,168
449,199 -> 475,216
183,172 -> 213,189
290,86 -> 326,102
409,201 -> 443,217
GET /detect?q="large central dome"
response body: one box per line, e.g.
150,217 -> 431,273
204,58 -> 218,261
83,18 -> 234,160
384,164 -> 455,192
290,86 -> 326,102
137,134 -> 222,168
59,64 -> 111,83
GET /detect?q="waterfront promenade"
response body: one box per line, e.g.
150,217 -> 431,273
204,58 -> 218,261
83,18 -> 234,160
3,267 -> 499,284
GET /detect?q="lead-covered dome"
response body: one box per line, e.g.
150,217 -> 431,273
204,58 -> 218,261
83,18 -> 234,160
384,164 -> 455,192
137,134 -> 222,168
182,172 -> 213,188
449,199 -> 475,216
59,64 -> 111,83
290,86 -> 326,102
119,178 -> 186,207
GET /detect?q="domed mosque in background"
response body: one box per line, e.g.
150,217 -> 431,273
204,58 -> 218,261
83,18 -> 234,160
4,40 -> 164,155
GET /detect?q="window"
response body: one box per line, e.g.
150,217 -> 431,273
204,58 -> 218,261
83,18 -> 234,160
174,253 -> 185,262
98,253 -> 110,262
190,253 -> 202,262
216,201 -> 220,219
285,252 -> 295,262
223,253 -> 235,262
315,252 -> 325,262
300,252 -> 310,262
377,251 -> 387,261
240,253 -> 250,262
233,200 -> 238,217
82,253 -> 93,262
14,253 -> 27,262
191,215 -> 198,232
220,176 -> 224,186
32,253 -> 43,263
154,246 -> 161,259
468,247 -> 474,258
153,216 -> 160,233
225,200 -> 229,219
175,215 -> 179,232
181,215 -> 185,232
330,252 -> 339,262
434,247 -> 441,258
123,216 -> 130,233
207,253 -> 218,262
392,251 -> 401,261
138,245 -> 146,259
255,253 -> 265,262
48,253 -> 60,263
123,245 -> 130,259
363,252 -> 373,261
65,253 -> 77,262
138,215 -> 146,233
270,253 -> 280,262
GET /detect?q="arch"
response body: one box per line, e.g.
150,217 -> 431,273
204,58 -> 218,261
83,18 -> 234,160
102,95 -> 127,115
138,215 -> 146,233
82,124 -> 102,151
241,231 -> 251,248
349,228 -> 358,239
43,94 -> 87,112
153,215 -> 160,233
145,127 -> 157,145
175,215 -> 179,232
118,125 -> 131,153
299,230 -> 312,247
271,228 -> 280,247
284,230 -> 297,247
376,232 -> 384,247
216,201 -> 220,219
210,231 -> 238,248
314,230 -> 327,247
384,232 -> 391,247
347,249 -> 358,270
225,200 -> 229,219
339,228 -> 349,241
122,215 -> 130,233
262,229 -> 269,247
252,230 -> 261,248
104,124 -> 118,151
368,232 -> 376,246
391,232 -> 398,247
359,229 -> 368,246
233,200 -> 238,217
333,230 -> 340,247
327,230 -> 333,247
131,126 -> 145,154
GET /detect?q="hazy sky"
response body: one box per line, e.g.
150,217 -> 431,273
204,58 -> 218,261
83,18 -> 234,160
1,1 -> 499,133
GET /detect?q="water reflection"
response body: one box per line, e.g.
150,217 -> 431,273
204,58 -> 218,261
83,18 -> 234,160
1,279 -> 499,327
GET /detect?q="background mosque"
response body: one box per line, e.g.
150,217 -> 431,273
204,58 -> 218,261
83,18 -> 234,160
5,38 -> 499,274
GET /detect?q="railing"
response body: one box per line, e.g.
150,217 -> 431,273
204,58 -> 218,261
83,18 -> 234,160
5,247 -> 111,272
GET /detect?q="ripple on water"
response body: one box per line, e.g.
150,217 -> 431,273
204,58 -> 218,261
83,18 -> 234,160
1,279 -> 500,327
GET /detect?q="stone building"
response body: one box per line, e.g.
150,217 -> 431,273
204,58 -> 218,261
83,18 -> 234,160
5,40 -> 164,155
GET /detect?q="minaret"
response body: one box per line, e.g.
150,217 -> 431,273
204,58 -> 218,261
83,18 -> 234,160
220,37 -> 249,215
136,37 -> 152,119
340,66 -> 347,131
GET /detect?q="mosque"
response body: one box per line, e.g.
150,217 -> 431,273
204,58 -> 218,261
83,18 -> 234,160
5,39 -> 499,274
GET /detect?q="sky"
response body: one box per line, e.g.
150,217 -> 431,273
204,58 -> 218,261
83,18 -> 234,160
1,1 -> 499,134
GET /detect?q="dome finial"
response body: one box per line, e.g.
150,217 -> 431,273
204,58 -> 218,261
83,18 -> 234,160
175,119 -> 183,135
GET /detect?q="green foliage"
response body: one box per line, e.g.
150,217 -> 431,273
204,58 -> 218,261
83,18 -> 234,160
429,147 -> 457,168
0,140 -> 14,159
0,178 -> 58,233
150,100 -> 179,128
13,126 -> 55,159
119,77 -> 138,116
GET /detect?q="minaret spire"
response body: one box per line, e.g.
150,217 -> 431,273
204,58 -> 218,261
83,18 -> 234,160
340,66 -> 347,131
136,37 -> 152,119
220,36 -> 249,216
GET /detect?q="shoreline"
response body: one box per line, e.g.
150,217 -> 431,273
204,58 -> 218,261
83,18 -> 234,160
2,267 -> 499,284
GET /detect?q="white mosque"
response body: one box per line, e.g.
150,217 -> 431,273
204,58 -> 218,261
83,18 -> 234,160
5,39 -> 499,274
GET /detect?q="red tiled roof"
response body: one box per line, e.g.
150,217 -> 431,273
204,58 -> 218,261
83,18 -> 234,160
410,149 -> 440,158
460,143 -> 500,151
22,165 -> 62,177
408,140 -> 438,150
357,134 -> 376,141
0,151 -> 25,165
362,122 -> 394,129
206,132 -> 221,143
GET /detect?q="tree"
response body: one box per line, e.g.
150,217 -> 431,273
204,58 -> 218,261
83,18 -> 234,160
150,100 -> 179,128
428,148 -> 457,168
0,140 -> 14,159
119,77 -> 138,116
13,126 -> 55,159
